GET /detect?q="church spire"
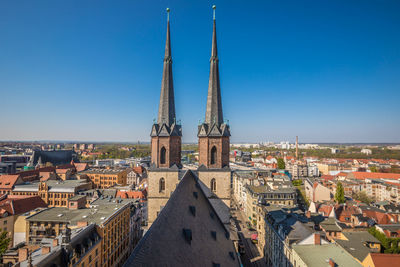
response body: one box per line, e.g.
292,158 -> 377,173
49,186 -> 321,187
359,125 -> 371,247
205,5 -> 223,126
157,7 -> 176,127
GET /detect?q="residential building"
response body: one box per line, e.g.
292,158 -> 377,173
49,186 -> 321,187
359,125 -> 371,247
304,179 -> 332,202
80,168 -> 127,189
3,223 -> 101,267
11,179 -> 92,207
292,243 -> 362,267
0,195 -> 47,247
26,197 -> 138,267
335,231 -> 381,263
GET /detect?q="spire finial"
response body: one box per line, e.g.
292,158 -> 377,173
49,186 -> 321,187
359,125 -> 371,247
212,5 -> 216,20
166,8 -> 170,21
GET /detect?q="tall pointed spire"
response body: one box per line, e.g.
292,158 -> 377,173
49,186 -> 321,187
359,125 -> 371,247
157,7 -> 175,127
205,5 -> 224,126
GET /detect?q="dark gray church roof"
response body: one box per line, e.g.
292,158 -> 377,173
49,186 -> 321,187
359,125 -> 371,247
198,13 -> 230,138
123,170 -> 239,267
28,150 -> 78,167
151,13 -> 181,137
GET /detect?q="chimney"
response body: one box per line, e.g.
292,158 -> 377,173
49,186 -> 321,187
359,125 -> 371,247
53,238 -> 59,247
42,246 -> 51,255
329,258 -> 335,267
314,233 -> 321,245
18,248 -> 28,262
306,211 -> 311,218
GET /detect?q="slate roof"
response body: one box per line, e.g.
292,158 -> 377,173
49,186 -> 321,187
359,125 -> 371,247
28,150 -> 78,167
123,170 -> 239,267
336,231 -> 381,261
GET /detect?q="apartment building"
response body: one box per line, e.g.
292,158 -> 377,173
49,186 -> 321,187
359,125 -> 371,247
11,179 -> 92,207
80,168 -> 127,189
25,197 -> 138,267
0,195 -> 47,248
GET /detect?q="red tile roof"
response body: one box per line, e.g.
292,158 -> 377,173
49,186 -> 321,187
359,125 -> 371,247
0,175 -> 23,189
351,172 -> 400,180
116,190 -> 146,199
368,253 -> 400,267
74,163 -> 88,172
0,195 -> 47,215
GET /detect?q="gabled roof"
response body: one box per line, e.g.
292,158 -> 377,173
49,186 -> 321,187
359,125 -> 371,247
0,174 -> 24,189
0,195 -> 47,215
123,170 -> 239,266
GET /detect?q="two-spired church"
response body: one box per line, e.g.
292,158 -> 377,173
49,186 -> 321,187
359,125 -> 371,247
147,8 -> 231,227
124,8 -> 240,266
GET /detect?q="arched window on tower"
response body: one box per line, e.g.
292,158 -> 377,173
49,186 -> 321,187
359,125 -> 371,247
210,146 -> 217,165
211,178 -> 216,193
160,146 -> 166,165
159,178 -> 165,193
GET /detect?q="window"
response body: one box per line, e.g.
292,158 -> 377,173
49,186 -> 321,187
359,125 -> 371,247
159,178 -> 165,193
160,147 -> 166,164
210,146 -> 217,165
211,178 -> 216,193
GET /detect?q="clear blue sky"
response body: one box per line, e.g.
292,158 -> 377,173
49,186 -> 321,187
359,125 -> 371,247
1,0 -> 399,143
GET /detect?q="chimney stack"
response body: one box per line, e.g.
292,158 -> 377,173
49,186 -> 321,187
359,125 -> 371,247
314,233 -> 321,245
53,238 -> 59,247
18,248 -> 28,262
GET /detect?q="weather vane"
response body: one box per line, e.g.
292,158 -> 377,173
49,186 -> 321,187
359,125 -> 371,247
212,5 -> 216,20
166,8 -> 170,21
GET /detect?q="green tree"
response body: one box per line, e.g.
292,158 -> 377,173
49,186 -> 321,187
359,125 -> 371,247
335,181 -> 346,204
277,158 -> 285,169
0,230 -> 11,257
352,191 -> 373,205
369,166 -> 378,172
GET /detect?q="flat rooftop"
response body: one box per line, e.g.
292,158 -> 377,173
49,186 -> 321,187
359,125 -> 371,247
26,197 -> 133,226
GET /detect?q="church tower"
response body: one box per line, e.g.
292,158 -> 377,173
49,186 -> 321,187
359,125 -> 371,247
147,9 -> 182,226
197,6 -> 231,212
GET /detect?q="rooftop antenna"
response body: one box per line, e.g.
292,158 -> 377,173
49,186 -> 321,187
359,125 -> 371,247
212,5 -> 216,20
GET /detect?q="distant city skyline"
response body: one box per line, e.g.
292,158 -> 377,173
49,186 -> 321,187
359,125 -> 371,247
1,1 -> 400,143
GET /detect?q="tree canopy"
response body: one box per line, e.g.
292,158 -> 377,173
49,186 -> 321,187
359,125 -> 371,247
277,158 -> 285,169
335,181 -> 345,204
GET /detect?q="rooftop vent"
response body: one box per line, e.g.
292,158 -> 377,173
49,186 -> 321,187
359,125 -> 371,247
100,217 -> 105,220
57,214 -> 63,217
189,206 -> 196,217
182,228 -> 192,244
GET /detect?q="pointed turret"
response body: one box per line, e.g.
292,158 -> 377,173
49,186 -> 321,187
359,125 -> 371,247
150,8 -> 182,169
151,8 -> 181,137
197,6 -> 230,169
157,12 -> 175,126
199,5 -> 230,137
